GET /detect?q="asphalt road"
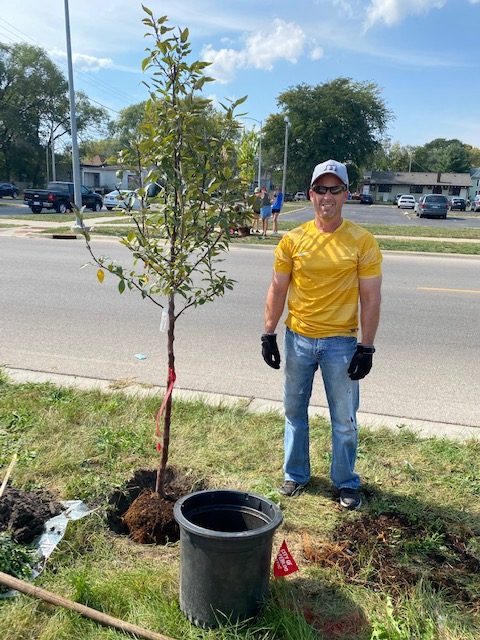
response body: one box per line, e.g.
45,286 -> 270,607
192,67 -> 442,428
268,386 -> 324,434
1,236 -> 479,430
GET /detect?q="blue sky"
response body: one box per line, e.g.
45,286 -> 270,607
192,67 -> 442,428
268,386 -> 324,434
2,0 -> 480,147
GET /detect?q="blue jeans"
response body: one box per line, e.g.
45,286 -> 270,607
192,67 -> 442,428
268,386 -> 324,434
283,328 -> 360,489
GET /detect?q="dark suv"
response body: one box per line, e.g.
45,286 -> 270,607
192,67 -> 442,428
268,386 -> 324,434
0,182 -> 20,198
449,197 -> 466,211
416,194 -> 449,219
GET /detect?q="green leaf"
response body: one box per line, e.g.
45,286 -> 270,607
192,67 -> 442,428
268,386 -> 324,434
118,279 -> 126,294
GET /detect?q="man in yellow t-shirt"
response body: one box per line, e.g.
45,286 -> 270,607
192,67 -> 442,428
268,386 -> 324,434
261,159 -> 382,509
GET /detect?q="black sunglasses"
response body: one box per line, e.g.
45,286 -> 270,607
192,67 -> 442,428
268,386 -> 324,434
311,184 -> 346,195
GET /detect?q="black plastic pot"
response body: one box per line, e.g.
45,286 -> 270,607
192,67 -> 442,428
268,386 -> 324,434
173,489 -> 283,628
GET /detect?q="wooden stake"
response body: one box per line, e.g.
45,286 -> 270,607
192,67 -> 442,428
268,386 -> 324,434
0,572 -> 175,640
0,453 -> 17,499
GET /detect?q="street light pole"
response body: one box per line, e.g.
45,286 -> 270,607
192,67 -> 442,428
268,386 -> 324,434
64,0 -> 83,231
281,117 -> 290,196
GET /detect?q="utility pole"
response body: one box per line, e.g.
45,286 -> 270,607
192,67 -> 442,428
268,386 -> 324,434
281,117 -> 290,196
64,0 -> 83,231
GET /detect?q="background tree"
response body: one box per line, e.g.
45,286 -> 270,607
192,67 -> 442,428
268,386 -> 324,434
0,42 -> 110,185
81,9 -> 249,497
237,129 -> 258,188
262,78 -> 391,191
372,140 -> 416,172
412,138 -> 471,173
0,43 -> 65,182
465,145 -> 480,168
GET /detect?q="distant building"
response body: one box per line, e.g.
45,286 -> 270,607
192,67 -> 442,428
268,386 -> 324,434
469,168 -> 480,202
80,155 -> 137,194
361,171 -> 471,203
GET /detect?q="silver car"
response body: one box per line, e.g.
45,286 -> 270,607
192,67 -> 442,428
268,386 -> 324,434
471,195 -> 480,212
416,194 -> 449,219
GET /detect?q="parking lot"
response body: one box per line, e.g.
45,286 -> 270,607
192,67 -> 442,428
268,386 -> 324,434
282,201 -> 480,230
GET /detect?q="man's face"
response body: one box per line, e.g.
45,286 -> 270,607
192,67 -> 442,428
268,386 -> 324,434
309,174 -> 347,222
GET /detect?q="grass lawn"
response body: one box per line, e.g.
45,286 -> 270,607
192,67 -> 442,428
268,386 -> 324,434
0,371 -> 479,639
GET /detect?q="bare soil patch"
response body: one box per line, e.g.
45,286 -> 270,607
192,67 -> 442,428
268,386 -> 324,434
302,511 -> 480,612
0,487 -> 63,544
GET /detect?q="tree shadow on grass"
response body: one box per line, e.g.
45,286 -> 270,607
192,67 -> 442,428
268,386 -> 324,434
302,481 -> 480,621
270,576 -> 372,639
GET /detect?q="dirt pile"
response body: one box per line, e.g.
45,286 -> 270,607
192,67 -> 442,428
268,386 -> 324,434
0,487 -> 63,544
107,467 -> 204,545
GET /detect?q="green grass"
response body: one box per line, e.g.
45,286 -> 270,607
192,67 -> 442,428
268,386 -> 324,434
376,239 -> 480,254
0,370 -> 479,639
362,224 -> 480,239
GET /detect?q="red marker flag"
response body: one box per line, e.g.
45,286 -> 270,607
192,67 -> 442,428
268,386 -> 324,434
273,539 -> 299,577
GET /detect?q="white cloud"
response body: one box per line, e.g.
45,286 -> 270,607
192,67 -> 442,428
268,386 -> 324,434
364,0 -> 447,29
309,45 -> 324,61
201,46 -> 246,84
245,19 -> 305,69
201,19 -> 306,83
51,49 -> 113,73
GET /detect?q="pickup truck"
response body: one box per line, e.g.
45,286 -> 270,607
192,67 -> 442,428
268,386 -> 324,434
23,182 -> 103,213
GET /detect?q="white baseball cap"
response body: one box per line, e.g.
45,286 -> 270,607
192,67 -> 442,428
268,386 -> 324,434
310,159 -> 349,187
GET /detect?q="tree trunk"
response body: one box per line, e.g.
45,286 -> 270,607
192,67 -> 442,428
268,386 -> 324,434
155,293 -> 175,496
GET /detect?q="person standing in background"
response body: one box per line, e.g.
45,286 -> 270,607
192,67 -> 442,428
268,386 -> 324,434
271,190 -> 284,234
260,187 -> 272,238
252,187 -> 261,233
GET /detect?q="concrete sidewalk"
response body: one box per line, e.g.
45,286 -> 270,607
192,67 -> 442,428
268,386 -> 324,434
5,367 -> 480,443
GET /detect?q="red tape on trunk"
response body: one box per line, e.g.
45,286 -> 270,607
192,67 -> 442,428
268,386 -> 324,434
155,367 -> 176,452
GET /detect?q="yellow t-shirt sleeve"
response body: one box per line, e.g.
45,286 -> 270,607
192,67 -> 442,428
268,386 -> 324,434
358,234 -> 382,279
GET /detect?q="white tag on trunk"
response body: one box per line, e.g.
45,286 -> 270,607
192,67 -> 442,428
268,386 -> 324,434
160,309 -> 168,332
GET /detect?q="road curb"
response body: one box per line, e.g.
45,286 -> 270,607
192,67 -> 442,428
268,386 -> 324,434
4,367 -> 479,442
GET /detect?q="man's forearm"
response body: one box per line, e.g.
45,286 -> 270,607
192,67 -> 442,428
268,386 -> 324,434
264,273 -> 290,333
360,303 -> 380,345
359,276 -> 382,345
264,286 -> 286,333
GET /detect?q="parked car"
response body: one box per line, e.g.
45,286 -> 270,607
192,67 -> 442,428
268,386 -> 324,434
104,190 -> 142,211
284,192 -> 294,202
23,182 -> 103,213
471,195 -> 480,212
395,194 -> 405,204
0,182 -> 20,198
415,194 -> 449,219
449,197 -> 466,211
293,191 -> 307,201
360,193 -> 374,204
397,195 -> 416,209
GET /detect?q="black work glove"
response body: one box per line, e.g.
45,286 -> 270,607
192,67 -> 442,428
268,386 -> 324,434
261,333 -> 281,369
348,344 -> 375,380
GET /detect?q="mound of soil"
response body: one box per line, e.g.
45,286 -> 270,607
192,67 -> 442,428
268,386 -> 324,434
107,467 -> 204,545
0,487 -> 63,544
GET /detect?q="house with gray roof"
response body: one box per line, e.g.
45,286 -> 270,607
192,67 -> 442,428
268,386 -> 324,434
361,171 -> 472,203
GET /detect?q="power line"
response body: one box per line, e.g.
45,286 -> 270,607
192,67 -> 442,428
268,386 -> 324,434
0,17 -> 137,113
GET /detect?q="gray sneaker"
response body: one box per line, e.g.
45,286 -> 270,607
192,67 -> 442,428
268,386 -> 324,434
339,488 -> 362,510
278,480 -> 307,497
